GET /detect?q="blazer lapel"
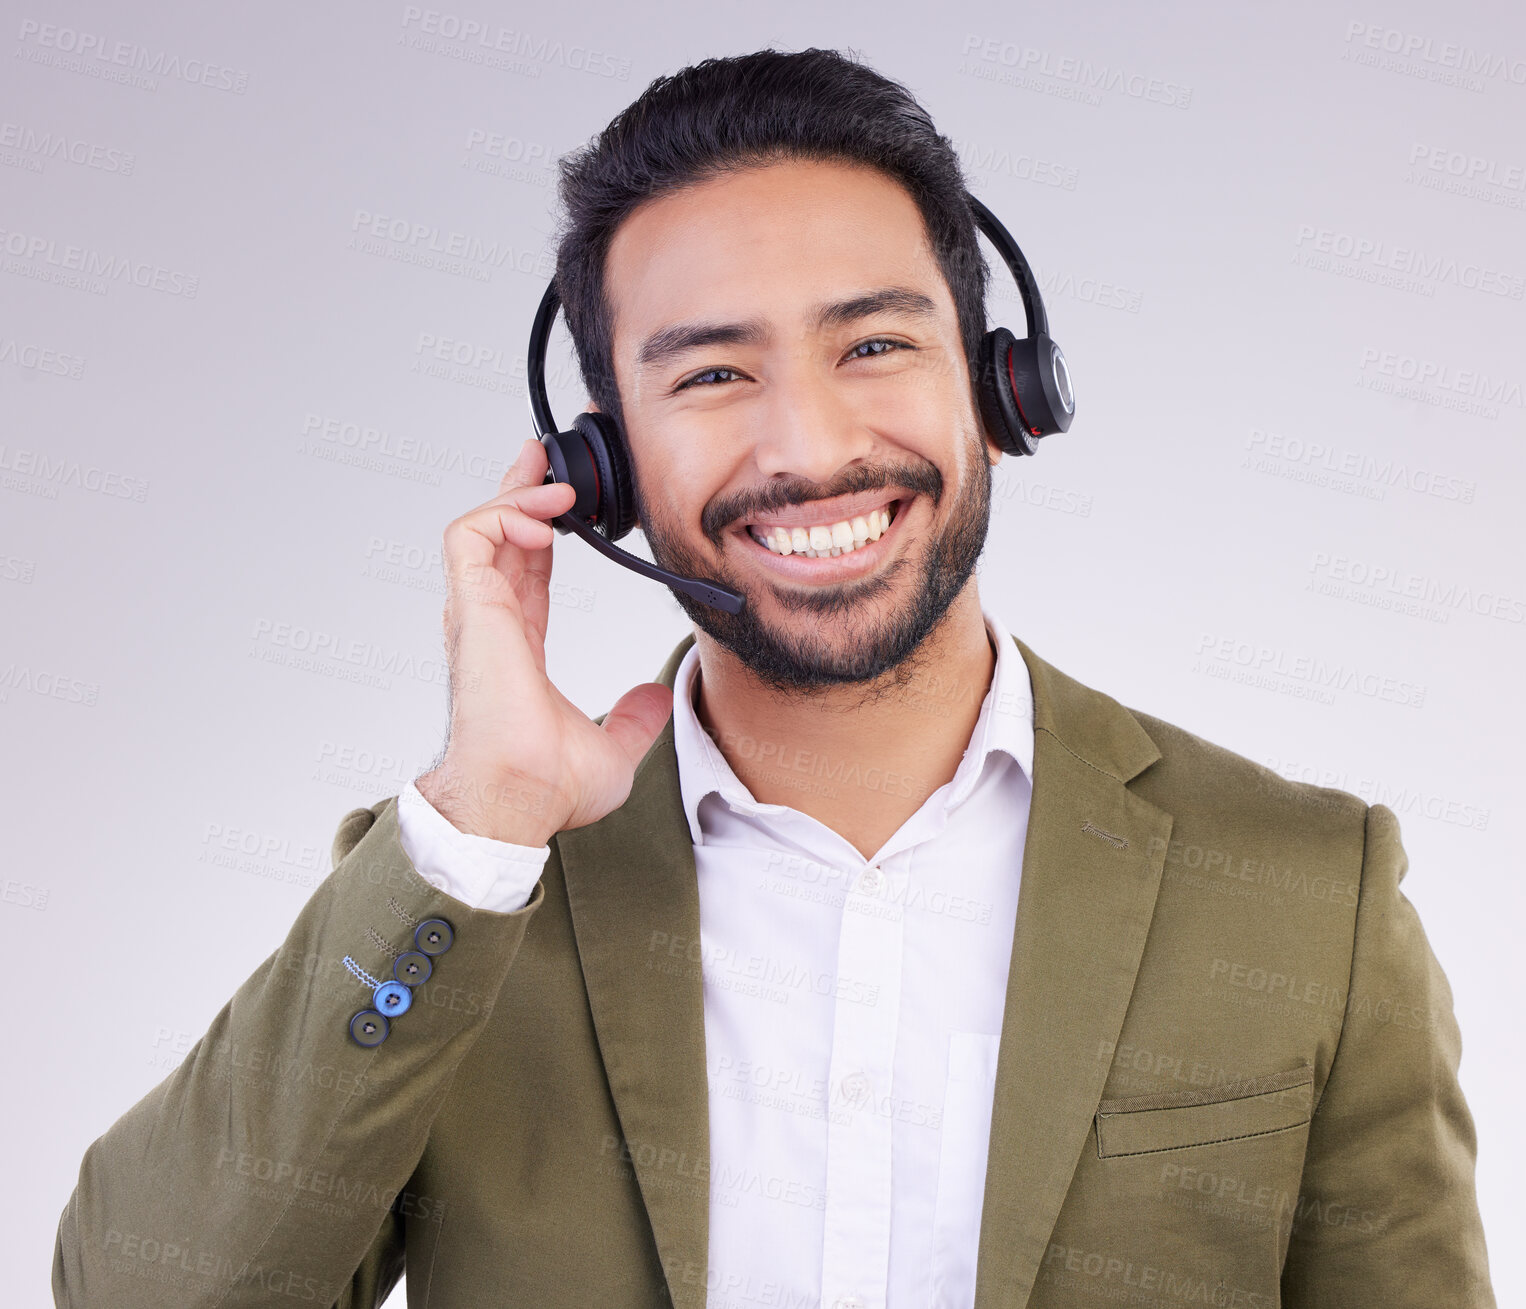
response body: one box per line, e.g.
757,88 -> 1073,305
556,635 -> 709,1309
973,637 -> 1173,1309
556,630 -> 1171,1309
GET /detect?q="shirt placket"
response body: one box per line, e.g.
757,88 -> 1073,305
820,857 -> 907,1309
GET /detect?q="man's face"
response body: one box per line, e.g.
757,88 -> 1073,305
602,158 -> 1001,697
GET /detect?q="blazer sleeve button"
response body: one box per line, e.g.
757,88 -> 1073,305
414,917 -> 454,955
394,950 -> 434,985
349,1009 -> 390,1047
373,980 -> 413,1017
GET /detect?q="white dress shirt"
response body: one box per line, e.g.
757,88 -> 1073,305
395,602 -> 1034,1308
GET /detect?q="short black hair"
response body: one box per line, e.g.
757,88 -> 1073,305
551,46 -> 990,436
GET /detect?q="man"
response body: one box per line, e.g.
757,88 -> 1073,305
53,47 -> 1494,1309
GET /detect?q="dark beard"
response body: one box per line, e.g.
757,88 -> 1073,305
630,436 -> 994,704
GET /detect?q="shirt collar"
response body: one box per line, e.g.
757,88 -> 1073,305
670,601 -> 1034,846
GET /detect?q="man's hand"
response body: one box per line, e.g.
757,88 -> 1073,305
415,437 -> 674,845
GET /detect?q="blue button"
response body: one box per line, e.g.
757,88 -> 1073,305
414,917 -> 454,955
373,980 -> 412,1016
349,1010 -> 389,1047
394,950 -> 433,985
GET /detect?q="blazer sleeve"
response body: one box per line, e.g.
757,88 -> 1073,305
51,793 -> 546,1309
1280,802 -> 1496,1306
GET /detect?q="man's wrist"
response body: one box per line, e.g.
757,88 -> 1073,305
414,763 -> 559,847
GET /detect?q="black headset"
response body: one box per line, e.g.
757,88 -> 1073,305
525,191 -> 1074,616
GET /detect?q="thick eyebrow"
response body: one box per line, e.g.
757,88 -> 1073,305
636,319 -> 767,374
634,285 -> 939,374
815,285 -> 939,332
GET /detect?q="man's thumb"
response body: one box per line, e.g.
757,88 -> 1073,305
600,683 -> 676,768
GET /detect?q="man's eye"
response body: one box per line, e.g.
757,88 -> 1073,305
674,366 -> 745,392
847,337 -> 913,360
672,339 -> 913,392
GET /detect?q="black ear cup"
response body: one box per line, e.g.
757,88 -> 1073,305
977,326 -> 1076,457
570,411 -> 638,541
977,327 -> 1036,457
539,422 -> 600,533
542,412 -> 637,540
1008,328 -> 1075,438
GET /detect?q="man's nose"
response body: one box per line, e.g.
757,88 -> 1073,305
748,364 -> 873,485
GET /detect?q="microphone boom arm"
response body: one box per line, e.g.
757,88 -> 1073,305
553,509 -> 746,615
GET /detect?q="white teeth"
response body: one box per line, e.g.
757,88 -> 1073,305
747,503 -> 899,558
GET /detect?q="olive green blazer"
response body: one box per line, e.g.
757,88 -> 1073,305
52,633 -> 1495,1308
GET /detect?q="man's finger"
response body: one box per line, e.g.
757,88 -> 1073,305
501,437 -> 547,493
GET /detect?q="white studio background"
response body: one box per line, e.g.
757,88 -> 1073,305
5,1 -> 1522,1304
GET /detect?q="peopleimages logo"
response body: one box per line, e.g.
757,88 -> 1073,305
14,19 -> 251,92
1342,21 -> 1526,88
397,7 -> 631,80
0,225 -> 199,297
958,36 -> 1192,108
1293,225 -> 1526,299
1192,634 -> 1426,710
1355,346 -> 1522,421
346,209 -> 556,284
948,137 -> 1080,190
1359,348 -> 1524,407
1241,428 -> 1477,505
0,443 -> 149,501
1308,551 -> 1525,625
0,337 -> 86,379
0,121 -> 136,175
1407,143 -> 1526,191
299,411 -> 512,484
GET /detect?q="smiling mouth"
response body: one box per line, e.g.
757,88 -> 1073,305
742,499 -> 903,558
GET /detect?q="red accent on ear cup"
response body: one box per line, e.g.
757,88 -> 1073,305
570,411 -> 638,541
1005,345 -> 1039,437
976,326 -> 1038,457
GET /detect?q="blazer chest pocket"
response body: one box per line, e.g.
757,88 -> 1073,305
1094,1064 -> 1314,1159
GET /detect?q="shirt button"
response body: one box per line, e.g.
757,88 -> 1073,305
414,917 -> 454,955
857,867 -> 883,894
840,1071 -> 870,1105
833,1297 -> 865,1309
349,1009 -> 389,1047
373,980 -> 412,1016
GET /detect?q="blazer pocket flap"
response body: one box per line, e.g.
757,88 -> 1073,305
1094,1064 -> 1314,1158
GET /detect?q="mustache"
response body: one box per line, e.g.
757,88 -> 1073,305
701,461 -> 945,544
